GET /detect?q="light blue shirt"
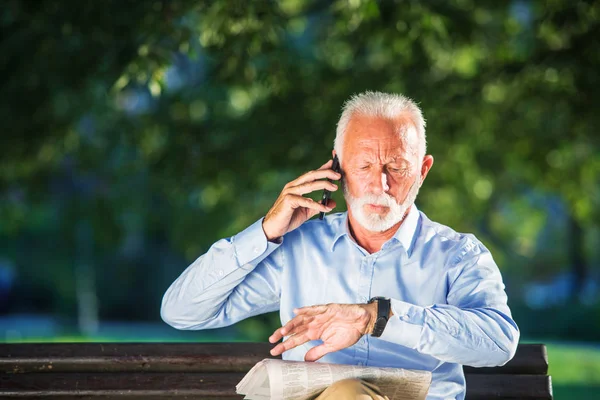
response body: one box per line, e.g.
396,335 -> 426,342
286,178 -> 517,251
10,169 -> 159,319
161,205 -> 519,400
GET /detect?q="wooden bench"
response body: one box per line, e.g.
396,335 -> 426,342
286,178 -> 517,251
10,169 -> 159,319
0,342 -> 552,399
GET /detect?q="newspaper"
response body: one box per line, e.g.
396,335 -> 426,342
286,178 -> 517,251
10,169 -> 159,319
236,359 -> 431,400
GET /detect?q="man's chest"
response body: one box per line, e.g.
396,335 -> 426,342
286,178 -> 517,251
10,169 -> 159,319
280,244 -> 450,310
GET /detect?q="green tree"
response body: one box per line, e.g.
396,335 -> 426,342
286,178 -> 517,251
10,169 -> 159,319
1,0 -> 599,335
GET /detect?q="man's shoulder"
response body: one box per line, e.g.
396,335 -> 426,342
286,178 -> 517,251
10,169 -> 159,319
418,211 -> 487,260
286,212 -> 345,240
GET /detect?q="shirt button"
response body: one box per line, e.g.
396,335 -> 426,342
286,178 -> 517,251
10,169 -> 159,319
218,270 -> 224,277
253,247 -> 260,254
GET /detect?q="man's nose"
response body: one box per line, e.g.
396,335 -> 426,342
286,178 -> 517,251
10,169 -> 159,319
367,170 -> 390,195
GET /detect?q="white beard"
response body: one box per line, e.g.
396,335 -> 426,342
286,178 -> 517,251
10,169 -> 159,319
343,176 -> 421,232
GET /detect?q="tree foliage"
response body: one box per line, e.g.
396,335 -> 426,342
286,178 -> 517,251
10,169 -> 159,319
1,0 -> 599,333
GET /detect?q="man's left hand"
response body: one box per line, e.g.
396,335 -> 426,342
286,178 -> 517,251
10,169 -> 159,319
268,303 -> 376,362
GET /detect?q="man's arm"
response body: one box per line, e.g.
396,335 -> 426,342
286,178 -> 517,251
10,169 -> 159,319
377,240 -> 519,367
161,158 -> 341,331
270,239 -> 519,367
160,217 -> 283,330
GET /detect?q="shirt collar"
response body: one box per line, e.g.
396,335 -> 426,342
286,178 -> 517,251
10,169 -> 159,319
330,204 -> 420,255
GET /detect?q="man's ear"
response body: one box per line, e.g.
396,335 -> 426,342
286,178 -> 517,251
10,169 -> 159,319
420,155 -> 434,185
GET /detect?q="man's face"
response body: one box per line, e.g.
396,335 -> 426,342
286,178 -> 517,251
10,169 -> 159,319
341,113 -> 423,232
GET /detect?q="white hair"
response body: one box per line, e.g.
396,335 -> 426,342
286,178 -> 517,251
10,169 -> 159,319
333,91 -> 427,167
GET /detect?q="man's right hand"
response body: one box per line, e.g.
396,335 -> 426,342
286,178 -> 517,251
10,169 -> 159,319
262,159 -> 341,241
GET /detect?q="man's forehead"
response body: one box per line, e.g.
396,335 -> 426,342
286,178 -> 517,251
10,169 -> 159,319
346,114 -> 418,141
344,115 -> 420,158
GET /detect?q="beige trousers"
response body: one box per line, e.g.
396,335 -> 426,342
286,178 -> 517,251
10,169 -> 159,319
313,378 -> 390,400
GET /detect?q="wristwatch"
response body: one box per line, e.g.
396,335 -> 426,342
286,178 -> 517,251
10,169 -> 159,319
367,297 -> 391,337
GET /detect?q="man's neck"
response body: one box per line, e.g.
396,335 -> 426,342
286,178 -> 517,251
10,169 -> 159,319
347,206 -> 411,254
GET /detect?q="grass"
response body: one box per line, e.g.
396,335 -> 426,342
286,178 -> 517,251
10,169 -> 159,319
545,342 -> 600,399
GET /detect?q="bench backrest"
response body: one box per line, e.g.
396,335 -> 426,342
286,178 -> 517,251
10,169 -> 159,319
0,342 -> 552,399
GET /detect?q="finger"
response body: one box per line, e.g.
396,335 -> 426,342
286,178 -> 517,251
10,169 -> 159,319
317,159 -> 334,170
305,198 -> 338,220
286,160 -> 332,189
322,199 -> 337,210
269,326 -> 287,343
269,314 -> 311,343
271,332 -> 310,356
280,317 -> 301,336
304,343 -> 335,362
289,168 -> 341,188
270,331 -> 310,356
294,304 -> 329,315
286,179 -> 338,197
285,194 -> 333,213
269,329 -> 282,344
284,315 -> 315,338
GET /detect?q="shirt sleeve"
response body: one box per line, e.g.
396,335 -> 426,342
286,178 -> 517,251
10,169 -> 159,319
160,217 -> 284,330
378,237 -> 520,367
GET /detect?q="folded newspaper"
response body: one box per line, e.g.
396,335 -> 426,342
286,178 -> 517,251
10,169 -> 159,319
236,359 -> 431,400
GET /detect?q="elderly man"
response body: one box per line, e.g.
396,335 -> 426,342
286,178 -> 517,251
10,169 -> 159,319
161,91 -> 520,400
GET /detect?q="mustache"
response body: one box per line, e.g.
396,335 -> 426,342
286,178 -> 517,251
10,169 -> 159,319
341,176 -> 419,206
355,193 -> 396,206
340,178 -> 398,205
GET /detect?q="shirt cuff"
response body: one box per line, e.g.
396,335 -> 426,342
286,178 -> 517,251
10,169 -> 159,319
378,298 -> 426,349
233,217 -> 283,267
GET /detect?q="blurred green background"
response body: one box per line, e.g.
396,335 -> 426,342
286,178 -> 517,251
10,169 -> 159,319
1,0 -> 599,398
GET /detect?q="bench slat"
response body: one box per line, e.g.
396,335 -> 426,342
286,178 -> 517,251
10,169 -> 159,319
0,372 -> 245,399
464,343 -> 548,375
466,374 -> 553,400
0,372 -> 552,400
0,343 -> 548,375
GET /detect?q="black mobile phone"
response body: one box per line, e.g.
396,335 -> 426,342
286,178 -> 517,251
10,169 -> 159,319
319,155 -> 341,220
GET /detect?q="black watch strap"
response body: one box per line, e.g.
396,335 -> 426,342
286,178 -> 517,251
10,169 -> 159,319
367,296 -> 390,337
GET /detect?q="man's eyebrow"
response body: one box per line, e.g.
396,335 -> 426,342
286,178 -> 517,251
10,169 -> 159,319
354,155 -> 373,163
388,157 -> 411,165
353,157 -> 412,166
355,153 -> 409,160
